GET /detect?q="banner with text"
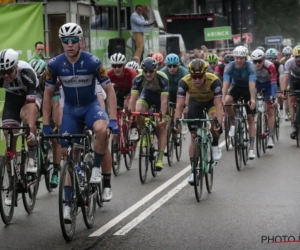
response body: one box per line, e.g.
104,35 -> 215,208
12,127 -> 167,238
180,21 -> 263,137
0,3 -> 44,61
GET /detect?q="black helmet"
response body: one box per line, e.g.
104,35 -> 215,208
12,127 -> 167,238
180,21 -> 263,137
224,54 -> 234,64
141,57 -> 157,70
188,59 -> 208,74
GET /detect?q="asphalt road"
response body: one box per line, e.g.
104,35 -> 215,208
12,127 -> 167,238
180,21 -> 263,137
1,120 -> 300,250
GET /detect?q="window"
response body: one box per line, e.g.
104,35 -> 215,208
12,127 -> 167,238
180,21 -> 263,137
80,16 -> 90,52
120,7 -> 127,29
91,5 -> 117,30
48,14 -> 66,58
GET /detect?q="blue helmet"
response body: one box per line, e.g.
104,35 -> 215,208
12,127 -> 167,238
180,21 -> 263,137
141,57 -> 157,70
165,53 -> 179,65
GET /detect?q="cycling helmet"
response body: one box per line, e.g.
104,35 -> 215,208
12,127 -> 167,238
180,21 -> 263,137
188,59 -> 208,74
224,54 -> 234,64
125,61 -> 139,70
256,46 -> 266,52
283,46 -> 293,55
59,23 -> 83,38
165,53 -> 179,65
251,49 -> 265,60
0,48 -> 18,71
29,59 -> 46,77
206,54 -> 218,63
293,45 -> 300,56
232,46 -> 248,57
110,53 -> 126,64
141,57 -> 157,70
265,48 -> 277,59
152,53 -> 164,63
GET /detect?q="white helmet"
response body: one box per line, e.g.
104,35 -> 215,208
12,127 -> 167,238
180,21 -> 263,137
29,59 -> 46,76
126,61 -> 139,70
232,46 -> 248,57
59,23 -> 83,38
282,46 -> 293,55
110,53 -> 126,64
251,49 -> 265,60
0,48 -> 18,71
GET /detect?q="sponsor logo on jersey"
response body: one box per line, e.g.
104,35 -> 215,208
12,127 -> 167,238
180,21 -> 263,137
98,65 -> 107,78
214,86 -> 221,93
21,73 -> 34,85
62,69 -> 70,73
76,69 -> 87,73
48,57 -> 56,65
91,56 -> 100,63
60,74 -> 93,87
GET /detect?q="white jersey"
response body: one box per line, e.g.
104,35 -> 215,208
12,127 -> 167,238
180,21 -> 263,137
284,57 -> 300,79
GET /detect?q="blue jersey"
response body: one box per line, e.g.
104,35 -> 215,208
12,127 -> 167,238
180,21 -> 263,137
45,51 -> 111,106
223,61 -> 256,88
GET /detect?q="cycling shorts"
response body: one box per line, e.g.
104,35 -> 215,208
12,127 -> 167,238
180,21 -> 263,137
136,89 -> 163,111
256,81 -> 272,102
227,85 -> 254,114
289,75 -> 300,96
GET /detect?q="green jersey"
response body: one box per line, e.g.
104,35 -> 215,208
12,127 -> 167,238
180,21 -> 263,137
160,66 -> 189,94
28,53 -> 44,62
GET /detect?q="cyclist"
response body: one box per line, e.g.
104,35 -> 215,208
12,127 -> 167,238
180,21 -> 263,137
223,45 -> 257,159
282,45 -> 300,140
152,52 -> 165,70
125,61 -> 141,74
214,58 -> 225,81
251,49 -> 277,148
0,49 -> 42,204
43,23 -> 118,221
174,59 -> 223,185
224,54 -> 234,65
128,57 -> 169,171
206,53 -> 218,71
29,59 -> 62,187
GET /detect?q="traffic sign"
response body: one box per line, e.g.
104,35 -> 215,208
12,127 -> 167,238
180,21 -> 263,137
265,36 -> 283,45
232,33 -> 253,44
204,26 -> 232,41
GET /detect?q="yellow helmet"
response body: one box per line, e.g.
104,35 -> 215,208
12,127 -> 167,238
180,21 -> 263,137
188,59 -> 208,74
292,45 -> 300,56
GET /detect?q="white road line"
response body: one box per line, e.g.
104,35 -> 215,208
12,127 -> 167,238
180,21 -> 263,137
89,140 -> 225,237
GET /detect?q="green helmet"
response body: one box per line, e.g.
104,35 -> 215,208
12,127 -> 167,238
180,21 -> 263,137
29,59 -> 46,77
206,54 -> 218,63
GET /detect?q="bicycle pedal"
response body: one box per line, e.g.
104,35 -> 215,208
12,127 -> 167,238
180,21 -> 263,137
155,167 -> 163,172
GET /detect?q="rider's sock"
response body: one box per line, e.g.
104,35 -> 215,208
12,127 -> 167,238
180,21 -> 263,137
212,137 -> 219,146
53,164 -> 60,175
269,128 -> 275,137
94,152 -> 104,168
249,137 -> 255,150
102,173 -> 111,188
64,186 -> 72,206
158,151 -> 164,161
28,146 -> 36,159
190,157 -> 194,170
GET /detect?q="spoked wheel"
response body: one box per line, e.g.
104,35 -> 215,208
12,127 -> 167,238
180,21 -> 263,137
166,120 -> 174,166
59,161 -> 77,242
262,114 -> 268,154
0,155 -> 15,225
224,114 -> 231,151
274,107 -> 280,141
124,127 -> 136,170
205,141 -> 213,193
234,119 -> 243,171
150,132 -> 158,177
82,162 -> 96,229
139,128 -> 150,184
22,151 -> 38,214
175,132 -> 183,161
242,119 -> 249,165
256,113 -> 262,158
193,138 -> 203,202
111,140 -> 121,176
43,142 -> 53,192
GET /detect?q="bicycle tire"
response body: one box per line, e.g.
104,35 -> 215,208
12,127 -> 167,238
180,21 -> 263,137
234,119 -> 243,171
43,142 -> 53,192
139,128 -> 149,184
36,139 -> 42,195
150,131 -> 158,177
262,114 -> 268,154
224,114 -> 231,151
275,107 -> 280,141
0,155 -> 15,225
256,112 -> 262,158
296,105 -> 300,147
242,118 -> 249,165
124,126 -> 135,170
175,132 -> 182,161
193,138 -> 203,202
22,150 -> 38,214
205,140 -> 213,193
166,120 -> 174,166
59,161 -> 77,242
111,139 -> 121,176
82,161 -> 96,229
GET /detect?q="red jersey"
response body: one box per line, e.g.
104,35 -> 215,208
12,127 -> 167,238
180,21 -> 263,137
214,65 -> 225,80
107,67 -> 137,91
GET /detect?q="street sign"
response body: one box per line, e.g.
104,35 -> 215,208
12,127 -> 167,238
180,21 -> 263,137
232,33 -> 253,44
204,26 -> 232,41
265,36 -> 283,45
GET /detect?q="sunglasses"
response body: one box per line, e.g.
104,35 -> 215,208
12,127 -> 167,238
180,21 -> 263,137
295,56 -> 300,59
112,64 -> 123,68
284,54 -> 291,57
209,62 -> 216,65
253,60 -> 263,64
0,68 -> 14,76
61,37 -> 80,44
143,70 -> 155,74
167,65 -> 178,68
191,74 -> 205,80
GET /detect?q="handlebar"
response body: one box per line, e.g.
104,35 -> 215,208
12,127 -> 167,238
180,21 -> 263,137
128,110 -> 163,122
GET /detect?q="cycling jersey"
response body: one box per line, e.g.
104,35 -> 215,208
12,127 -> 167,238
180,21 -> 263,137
255,60 -> 277,84
177,72 -> 222,102
45,51 -> 111,106
273,61 -> 280,85
223,61 -> 256,87
284,58 -> 300,79
107,67 -> 137,91
214,65 -> 225,81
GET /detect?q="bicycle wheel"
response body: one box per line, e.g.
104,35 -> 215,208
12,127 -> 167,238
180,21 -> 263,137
242,118 -> 249,165
175,132 -> 182,161
0,155 -> 16,225
22,150 -> 38,214
139,128 -> 150,184
275,107 -> 280,141
43,142 -> 53,192
224,114 -> 231,151
205,140 -> 213,193
296,105 -> 300,147
262,114 -> 268,153
256,112 -> 262,158
150,131 -> 158,177
82,162 -> 96,229
124,126 -> 136,170
166,120 -> 174,166
111,139 -> 121,176
59,161 -> 77,242
234,119 -> 243,171
36,138 -> 42,195
193,138 -> 203,202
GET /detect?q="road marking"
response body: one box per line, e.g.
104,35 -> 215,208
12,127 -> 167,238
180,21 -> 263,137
89,140 -> 225,237
114,140 -> 226,235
